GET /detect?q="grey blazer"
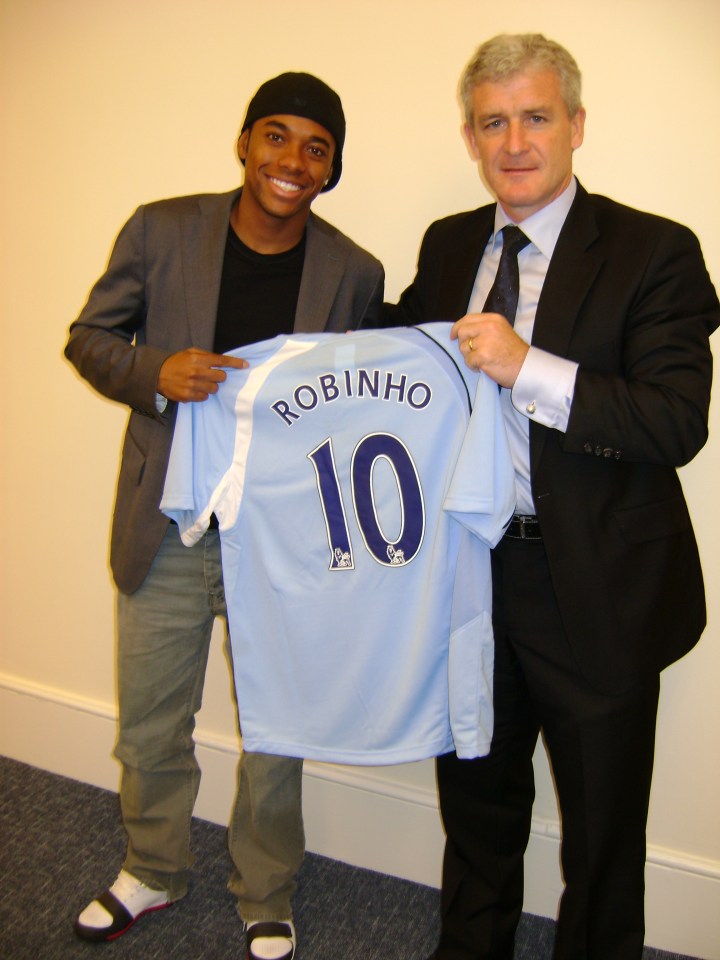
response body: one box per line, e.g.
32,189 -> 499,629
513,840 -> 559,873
65,189 -> 385,593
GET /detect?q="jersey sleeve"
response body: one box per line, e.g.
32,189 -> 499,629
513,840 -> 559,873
443,371 -> 516,545
160,387 -> 238,545
160,346 -> 258,545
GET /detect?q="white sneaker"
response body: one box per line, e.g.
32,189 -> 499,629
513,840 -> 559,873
246,919 -> 296,960
74,869 -> 172,941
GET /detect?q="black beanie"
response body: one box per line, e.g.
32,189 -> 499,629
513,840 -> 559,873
240,72 -> 345,192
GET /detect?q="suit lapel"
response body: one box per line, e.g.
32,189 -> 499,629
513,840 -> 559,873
529,184 -> 602,472
444,208 -> 494,317
294,213 -> 346,333
532,184 -> 601,356
181,189 -> 240,349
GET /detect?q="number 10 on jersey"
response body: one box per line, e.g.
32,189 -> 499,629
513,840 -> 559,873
307,432 -> 426,570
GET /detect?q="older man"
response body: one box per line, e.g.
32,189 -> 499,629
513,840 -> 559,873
386,33 -> 718,960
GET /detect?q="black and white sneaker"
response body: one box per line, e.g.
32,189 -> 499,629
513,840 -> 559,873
74,869 -> 173,941
246,919 -> 296,960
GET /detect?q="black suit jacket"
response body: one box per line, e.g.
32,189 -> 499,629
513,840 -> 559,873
387,183 -> 720,692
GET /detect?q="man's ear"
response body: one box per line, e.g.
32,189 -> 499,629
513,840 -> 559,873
237,129 -> 250,162
570,107 -> 586,151
461,121 -> 481,162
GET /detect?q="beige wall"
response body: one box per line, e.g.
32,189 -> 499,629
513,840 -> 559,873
1,1 -> 719,955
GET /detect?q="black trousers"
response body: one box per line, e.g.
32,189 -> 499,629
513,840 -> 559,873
433,535 -> 660,960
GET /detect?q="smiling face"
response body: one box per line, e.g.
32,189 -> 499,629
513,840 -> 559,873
236,114 -> 335,242
463,68 -> 585,222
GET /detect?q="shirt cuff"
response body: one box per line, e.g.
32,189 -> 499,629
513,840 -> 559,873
155,392 -> 168,413
511,346 -> 578,431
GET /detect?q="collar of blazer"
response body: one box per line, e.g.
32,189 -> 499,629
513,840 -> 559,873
181,189 -> 240,351
525,181 -> 603,474
295,212 -> 350,334
179,187 -> 348,345
531,181 -> 602,358
444,181 -> 601,356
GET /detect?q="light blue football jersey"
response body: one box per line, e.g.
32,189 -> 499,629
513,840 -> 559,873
161,323 -> 515,764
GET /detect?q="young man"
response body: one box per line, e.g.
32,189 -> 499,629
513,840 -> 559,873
65,71 -> 383,960
386,33 -> 719,960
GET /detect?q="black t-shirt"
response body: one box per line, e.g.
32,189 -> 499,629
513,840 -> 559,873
213,227 -> 306,354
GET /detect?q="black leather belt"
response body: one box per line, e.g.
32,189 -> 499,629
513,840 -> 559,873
504,515 -> 542,540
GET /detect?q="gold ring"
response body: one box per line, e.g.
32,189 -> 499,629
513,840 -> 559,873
468,338 -> 474,352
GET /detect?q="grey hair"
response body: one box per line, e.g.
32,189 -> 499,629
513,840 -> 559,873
460,33 -> 583,123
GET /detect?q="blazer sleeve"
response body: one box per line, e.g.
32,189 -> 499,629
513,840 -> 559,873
64,204 -> 172,419
563,216 -> 719,467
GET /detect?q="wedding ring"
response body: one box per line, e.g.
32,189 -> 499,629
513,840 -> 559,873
468,338 -> 474,352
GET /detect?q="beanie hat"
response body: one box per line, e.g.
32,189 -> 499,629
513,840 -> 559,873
240,72 -> 345,192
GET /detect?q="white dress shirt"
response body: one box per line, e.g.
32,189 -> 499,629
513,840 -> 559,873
467,178 -> 579,515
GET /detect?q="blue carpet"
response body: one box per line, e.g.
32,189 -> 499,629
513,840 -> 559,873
0,756 -> 698,959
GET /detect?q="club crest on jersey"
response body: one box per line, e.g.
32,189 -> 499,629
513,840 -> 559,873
333,547 -> 352,568
271,368 -> 432,426
387,545 -> 407,565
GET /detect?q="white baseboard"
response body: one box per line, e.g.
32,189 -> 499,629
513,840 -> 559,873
1,674 -> 717,959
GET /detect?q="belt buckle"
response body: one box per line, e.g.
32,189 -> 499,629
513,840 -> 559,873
514,514 -> 537,540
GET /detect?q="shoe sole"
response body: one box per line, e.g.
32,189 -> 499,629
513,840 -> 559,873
75,901 -> 173,942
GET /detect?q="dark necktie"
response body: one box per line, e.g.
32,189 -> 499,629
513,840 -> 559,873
483,225 -> 530,326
